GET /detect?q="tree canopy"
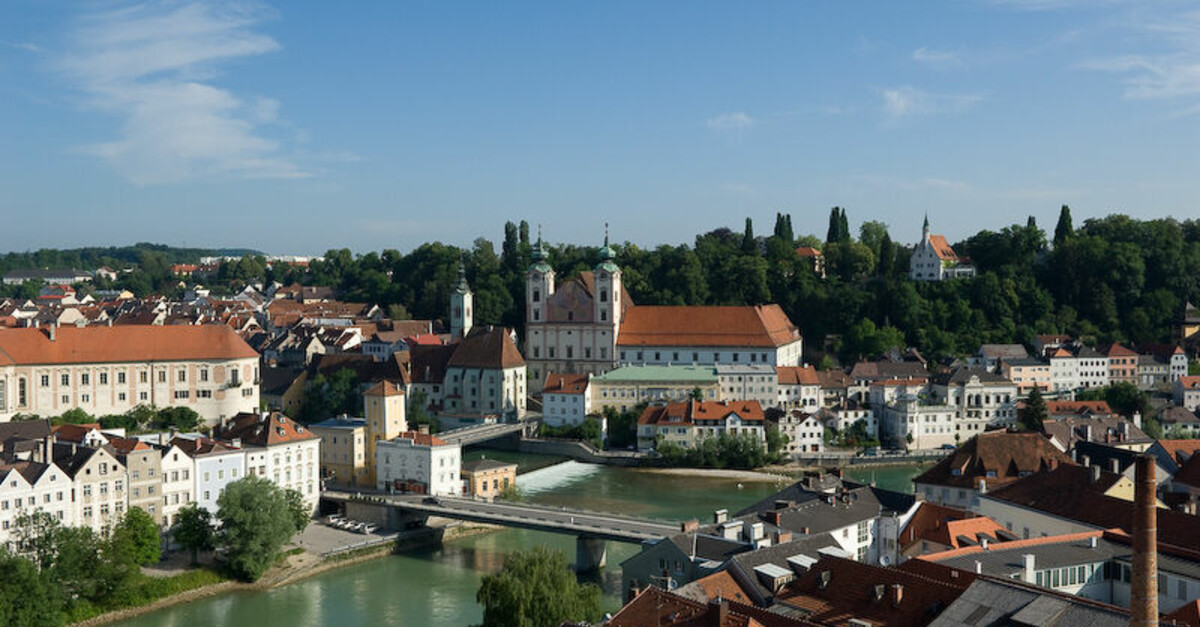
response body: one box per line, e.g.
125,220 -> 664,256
476,547 -> 601,627
216,476 -> 301,581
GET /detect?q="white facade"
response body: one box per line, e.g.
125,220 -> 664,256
777,381 -> 820,411
543,390 -> 592,428
243,438 -> 321,511
716,365 -> 778,408
931,374 -> 1019,436
777,411 -> 824,454
823,407 -> 878,439
881,397 -> 958,449
158,445 -> 194,528
69,447 -> 128,535
443,364 -> 527,421
0,462 -> 73,548
191,447 -> 247,515
1050,350 -> 1110,392
376,434 -> 462,496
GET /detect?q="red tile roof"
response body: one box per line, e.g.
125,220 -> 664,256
0,325 -> 257,365
446,327 -> 525,369
542,372 -> 590,395
618,305 -> 800,349
1165,600 -> 1200,627
392,430 -> 450,447
50,423 -> 103,443
794,247 -> 823,258
1178,375 -> 1200,390
1157,439 -> 1200,465
107,435 -> 152,454
777,365 -> 820,386
1173,453 -> 1200,489
773,556 -> 969,626
1100,342 -> 1138,357
214,412 -> 319,446
1044,400 -> 1114,416
927,235 -> 959,261
682,571 -> 754,605
917,529 -> 1112,563
639,400 -> 765,427
364,380 -> 405,397
914,431 -> 1073,491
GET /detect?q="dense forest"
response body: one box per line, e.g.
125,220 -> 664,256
10,208 -> 1200,364
299,207 -> 1200,363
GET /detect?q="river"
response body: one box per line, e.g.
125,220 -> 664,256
120,456 -> 925,627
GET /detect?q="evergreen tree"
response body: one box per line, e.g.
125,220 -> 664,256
839,208 -> 851,243
1054,205 -> 1074,246
826,207 -> 842,243
741,217 -> 757,255
1022,387 -> 1048,432
878,231 -> 896,277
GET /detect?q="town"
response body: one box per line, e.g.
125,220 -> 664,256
0,209 -> 1199,626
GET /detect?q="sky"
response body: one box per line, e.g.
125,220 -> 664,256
1,0 -> 1199,255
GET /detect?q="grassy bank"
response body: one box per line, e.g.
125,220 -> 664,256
68,567 -> 229,625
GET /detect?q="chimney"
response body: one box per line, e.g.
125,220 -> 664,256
1083,423 -> 1093,442
766,511 -> 782,526
707,598 -> 728,627
1110,458 -> 1121,474
981,538 -> 989,550
974,561 -> 983,574
978,479 -> 987,494
48,324 -> 56,342
890,583 -> 904,606
1091,465 -> 1102,484
1081,454 -> 1091,467
774,531 -> 792,544
417,424 -> 430,435
1133,411 -> 1143,429
1131,454 -> 1158,627
1022,554 -> 1036,583
714,509 -> 728,524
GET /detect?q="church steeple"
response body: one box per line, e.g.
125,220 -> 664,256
922,213 -> 931,244
450,259 -> 472,340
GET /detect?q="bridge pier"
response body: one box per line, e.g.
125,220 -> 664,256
575,536 -> 607,573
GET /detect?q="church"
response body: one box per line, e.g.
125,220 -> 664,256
524,234 -> 804,393
909,215 -> 975,282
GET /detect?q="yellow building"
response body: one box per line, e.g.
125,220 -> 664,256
310,415 -> 369,487
364,380 -> 407,487
461,458 -> 517,500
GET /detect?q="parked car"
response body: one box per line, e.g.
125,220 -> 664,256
939,444 -> 956,450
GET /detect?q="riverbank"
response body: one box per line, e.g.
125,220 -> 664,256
637,467 -> 792,483
72,520 -> 507,627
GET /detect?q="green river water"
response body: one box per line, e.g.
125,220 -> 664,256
120,457 -> 925,627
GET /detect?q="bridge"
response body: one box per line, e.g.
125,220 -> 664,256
437,421 -> 527,446
323,490 -> 680,570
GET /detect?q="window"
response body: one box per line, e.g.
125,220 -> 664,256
178,370 -> 186,383
17,378 -> 26,406
158,371 -> 166,383
99,372 -> 108,385
197,390 -> 212,398
139,371 -> 148,384
61,374 -> 69,386
174,390 -> 190,399
40,375 -> 49,387
119,393 -> 127,402
81,373 -> 90,385
200,369 -> 209,382
118,372 -> 126,384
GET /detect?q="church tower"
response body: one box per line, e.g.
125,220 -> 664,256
526,230 -> 555,325
593,225 -> 622,361
363,381 -> 406,486
450,262 -> 473,340
921,213 -> 931,246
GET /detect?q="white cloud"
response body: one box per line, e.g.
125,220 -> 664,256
1081,10 -> 1200,109
881,86 -> 983,118
912,47 -> 964,70
706,112 -> 755,131
5,41 -> 42,53
58,1 -> 311,184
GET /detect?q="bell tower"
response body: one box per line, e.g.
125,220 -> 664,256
593,223 -> 621,363
450,261 -> 473,340
526,228 -> 555,326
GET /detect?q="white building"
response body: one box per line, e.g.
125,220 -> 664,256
376,431 -> 462,496
1049,345 -> 1110,392
213,411 -> 322,512
880,396 -> 958,450
0,325 -> 261,425
542,373 -> 592,428
909,215 -> 975,281
172,436 -> 246,515
52,443 -> 128,535
777,410 -> 825,454
1173,376 -> 1200,410
776,365 -> 821,411
716,365 -> 777,408
930,368 -> 1019,438
524,235 -> 803,393
157,442 -> 195,528
0,457 -> 73,548
822,406 -> 878,440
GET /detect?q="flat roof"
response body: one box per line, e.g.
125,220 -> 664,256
594,364 -> 718,383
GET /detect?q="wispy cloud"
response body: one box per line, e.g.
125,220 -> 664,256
1081,10 -> 1200,110
850,174 -> 973,192
706,112 -> 755,131
5,41 -> 42,53
58,1 -> 313,185
912,47 -> 964,70
881,86 -> 983,119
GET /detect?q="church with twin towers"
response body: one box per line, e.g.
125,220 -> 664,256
522,229 -> 805,394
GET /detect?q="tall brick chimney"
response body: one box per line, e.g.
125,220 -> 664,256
1131,454 -> 1158,627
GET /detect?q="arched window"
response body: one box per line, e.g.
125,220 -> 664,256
533,289 -> 540,303
600,289 -> 608,303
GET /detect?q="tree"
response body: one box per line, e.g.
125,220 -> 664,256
111,507 -> 161,566
476,547 -> 601,627
217,476 -> 300,581
170,504 -> 215,566
1021,387 -> 1048,432
741,218 -> 757,255
1054,205 -> 1074,247
0,551 -> 60,627
284,489 -> 311,533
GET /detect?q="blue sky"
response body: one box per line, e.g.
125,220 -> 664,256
1,1 -> 1199,255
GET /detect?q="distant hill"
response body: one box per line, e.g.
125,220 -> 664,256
0,243 -> 263,273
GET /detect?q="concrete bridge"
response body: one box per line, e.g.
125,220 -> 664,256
436,422 -> 527,446
323,490 -> 680,571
